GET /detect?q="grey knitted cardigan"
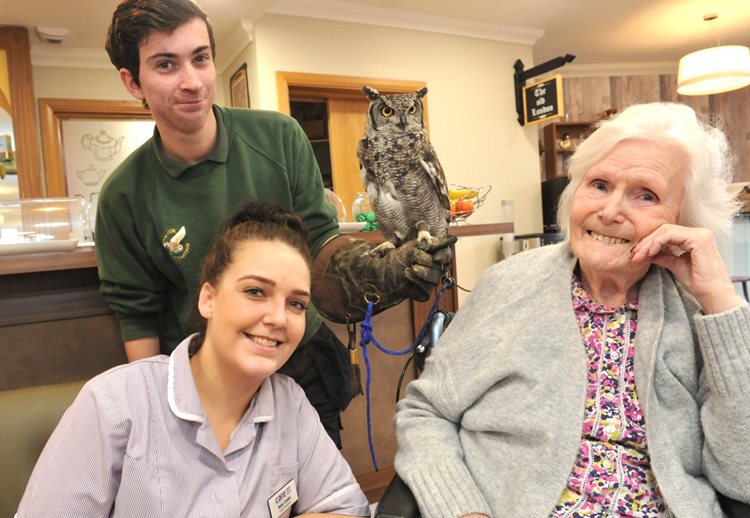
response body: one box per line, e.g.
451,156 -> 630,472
394,242 -> 750,518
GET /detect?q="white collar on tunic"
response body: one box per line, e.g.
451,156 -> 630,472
167,334 -> 276,425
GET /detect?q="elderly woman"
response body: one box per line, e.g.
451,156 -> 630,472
393,102 -> 750,517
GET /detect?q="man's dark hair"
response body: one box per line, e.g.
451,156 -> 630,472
105,0 -> 216,86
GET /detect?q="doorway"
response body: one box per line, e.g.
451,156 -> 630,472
277,72 -> 428,218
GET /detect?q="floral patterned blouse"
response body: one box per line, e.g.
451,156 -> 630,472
550,276 -> 669,517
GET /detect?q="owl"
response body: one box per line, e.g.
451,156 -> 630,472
357,86 -> 451,256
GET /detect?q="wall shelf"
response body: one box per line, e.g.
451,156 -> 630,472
542,120 -> 594,180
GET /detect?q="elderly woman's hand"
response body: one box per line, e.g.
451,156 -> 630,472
630,223 -> 744,314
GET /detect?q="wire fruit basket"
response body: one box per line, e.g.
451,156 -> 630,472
449,184 -> 491,223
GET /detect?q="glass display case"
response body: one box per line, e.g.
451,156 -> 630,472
0,197 -> 90,254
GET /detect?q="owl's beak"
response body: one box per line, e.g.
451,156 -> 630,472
397,115 -> 407,129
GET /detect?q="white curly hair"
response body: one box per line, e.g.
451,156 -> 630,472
556,102 -> 739,246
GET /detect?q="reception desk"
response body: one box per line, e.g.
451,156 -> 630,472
0,222 -> 512,501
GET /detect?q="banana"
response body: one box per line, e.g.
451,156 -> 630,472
448,187 -> 478,200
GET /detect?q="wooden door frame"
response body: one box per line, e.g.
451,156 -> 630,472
1,27 -> 43,198
276,71 -> 428,120
276,72 -> 431,229
38,98 -> 151,197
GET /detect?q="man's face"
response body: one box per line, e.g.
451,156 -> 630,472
120,17 -> 216,137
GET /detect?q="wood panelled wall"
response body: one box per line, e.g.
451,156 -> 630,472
558,75 -> 750,183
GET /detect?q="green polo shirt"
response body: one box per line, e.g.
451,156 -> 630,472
95,106 -> 339,351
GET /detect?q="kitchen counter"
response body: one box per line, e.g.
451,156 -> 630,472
0,223 -> 513,276
0,245 -> 97,276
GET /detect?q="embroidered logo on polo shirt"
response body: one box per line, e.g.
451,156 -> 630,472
163,226 -> 190,260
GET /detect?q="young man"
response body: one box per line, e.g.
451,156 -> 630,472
98,0 -> 454,447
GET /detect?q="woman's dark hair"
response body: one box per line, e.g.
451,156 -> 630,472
201,201 -> 311,286
105,0 -> 216,87
188,200 -> 311,354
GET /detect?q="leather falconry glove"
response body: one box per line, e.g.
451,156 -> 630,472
312,234 -> 457,323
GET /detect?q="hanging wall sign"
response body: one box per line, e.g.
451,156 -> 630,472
522,75 -> 564,126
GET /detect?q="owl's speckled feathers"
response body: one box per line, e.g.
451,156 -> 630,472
357,86 -> 451,256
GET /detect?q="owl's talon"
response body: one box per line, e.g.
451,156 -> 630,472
416,230 -> 432,249
370,241 -> 396,256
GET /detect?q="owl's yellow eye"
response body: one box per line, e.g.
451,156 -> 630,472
408,105 -> 417,115
381,106 -> 394,117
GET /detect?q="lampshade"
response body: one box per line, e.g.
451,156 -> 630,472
677,45 -> 750,95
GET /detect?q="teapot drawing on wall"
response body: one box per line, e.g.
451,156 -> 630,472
76,164 -> 107,186
81,130 -> 124,161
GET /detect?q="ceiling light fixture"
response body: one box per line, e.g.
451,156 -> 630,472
677,13 -> 750,96
36,26 -> 70,45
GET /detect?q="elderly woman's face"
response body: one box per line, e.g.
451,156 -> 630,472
569,138 -> 686,280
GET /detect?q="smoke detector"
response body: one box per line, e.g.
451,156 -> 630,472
36,26 -> 70,44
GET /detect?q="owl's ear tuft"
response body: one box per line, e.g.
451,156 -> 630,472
362,86 -> 381,100
416,87 -> 428,98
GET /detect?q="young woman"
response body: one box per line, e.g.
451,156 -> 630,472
19,201 -> 370,517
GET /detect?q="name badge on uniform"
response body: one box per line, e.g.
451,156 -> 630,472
268,479 -> 298,518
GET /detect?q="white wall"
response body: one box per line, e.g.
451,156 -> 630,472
33,66 -> 130,100
251,14 -> 542,301
33,64 -> 229,104
29,17 -> 543,303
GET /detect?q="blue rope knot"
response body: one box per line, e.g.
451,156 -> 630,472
359,281 -> 448,471
360,300 -> 375,346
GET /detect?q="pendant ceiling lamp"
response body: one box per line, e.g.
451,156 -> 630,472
677,13 -> 750,96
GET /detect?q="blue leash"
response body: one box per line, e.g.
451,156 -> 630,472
359,278 -> 451,471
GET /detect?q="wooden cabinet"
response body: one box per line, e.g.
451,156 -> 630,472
542,121 -> 593,180
0,248 -> 126,391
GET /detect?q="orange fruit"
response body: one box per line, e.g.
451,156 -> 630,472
455,198 -> 475,214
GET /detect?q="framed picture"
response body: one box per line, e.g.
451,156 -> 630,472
38,98 -> 153,198
230,63 -> 250,108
